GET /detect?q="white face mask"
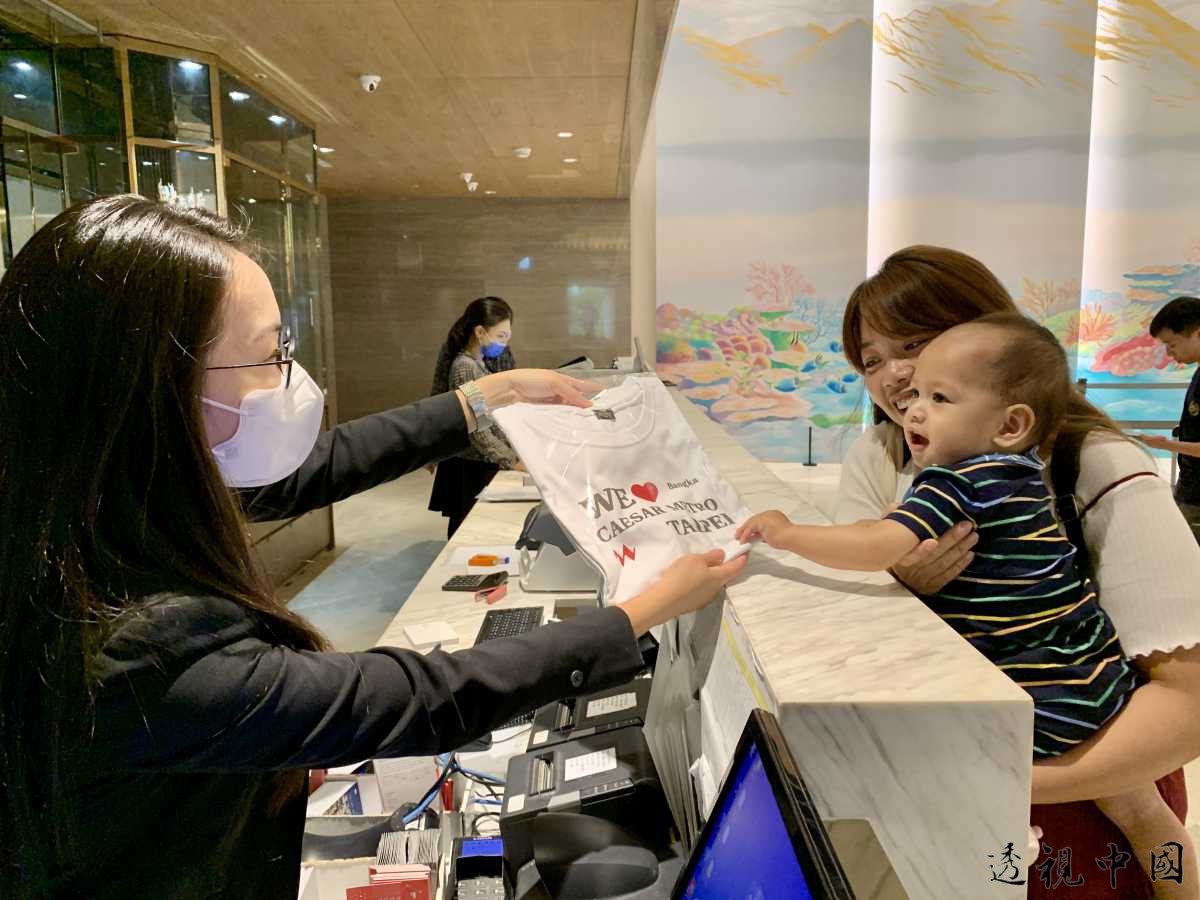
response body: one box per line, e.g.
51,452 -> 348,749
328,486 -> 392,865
202,361 -> 324,488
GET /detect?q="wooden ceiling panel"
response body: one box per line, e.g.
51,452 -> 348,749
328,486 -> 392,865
47,0 -> 639,198
400,1 -> 634,79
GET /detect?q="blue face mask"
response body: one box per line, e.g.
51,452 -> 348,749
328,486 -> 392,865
479,328 -> 507,359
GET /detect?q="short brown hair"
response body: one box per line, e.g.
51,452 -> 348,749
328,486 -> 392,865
965,313 -> 1121,449
842,245 -> 1017,375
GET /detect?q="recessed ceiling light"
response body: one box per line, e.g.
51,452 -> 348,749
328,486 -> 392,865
267,114 -> 287,126
562,157 -> 578,164
485,190 -> 496,195
253,72 -> 268,80
228,90 -> 250,102
141,160 -> 153,166
556,131 -> 574,139
317,146 -> 334,154
11,61 -> 32,73
513,147 -> 532,159
247,198 -> 257,204
12,93 -> 26,100
178,60 -> 203,74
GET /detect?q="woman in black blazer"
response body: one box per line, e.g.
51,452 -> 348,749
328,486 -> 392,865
0,196 -> 745,899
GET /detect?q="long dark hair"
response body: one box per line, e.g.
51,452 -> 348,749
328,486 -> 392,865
841,245 -> 1123,464
0,195 -> 327,890
431,296 -> 513,395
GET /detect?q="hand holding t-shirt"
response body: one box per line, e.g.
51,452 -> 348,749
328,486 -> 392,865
493,375 -> 752,604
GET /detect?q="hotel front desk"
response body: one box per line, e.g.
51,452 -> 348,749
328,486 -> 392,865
375,389 -> 1032,899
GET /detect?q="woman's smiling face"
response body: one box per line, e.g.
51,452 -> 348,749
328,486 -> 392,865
858,321 -> 938,425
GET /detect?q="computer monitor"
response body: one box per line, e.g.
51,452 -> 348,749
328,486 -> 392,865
672,709 -> 855,900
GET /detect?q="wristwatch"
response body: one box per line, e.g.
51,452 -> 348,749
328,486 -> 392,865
459,380 -> 493,431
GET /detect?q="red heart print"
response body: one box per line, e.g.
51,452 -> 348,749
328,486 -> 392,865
631,482 -> 658,503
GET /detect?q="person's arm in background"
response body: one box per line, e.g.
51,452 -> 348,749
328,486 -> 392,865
835,428 -> 977,592
1032,436 -> 1200,803
239,370 -> 589,521
1133,433 -> 1200,457
448,355 -> 521,469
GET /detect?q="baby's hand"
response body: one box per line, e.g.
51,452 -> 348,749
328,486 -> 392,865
736,510 -> 795,549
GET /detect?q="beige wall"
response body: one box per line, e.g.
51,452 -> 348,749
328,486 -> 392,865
630,102 -> 657,364
327,198 -> 631,421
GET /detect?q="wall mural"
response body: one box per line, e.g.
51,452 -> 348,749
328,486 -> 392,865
655,0 -> 1200,462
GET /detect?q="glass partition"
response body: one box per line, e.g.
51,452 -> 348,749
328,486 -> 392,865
56,45 -> 126,204
225,158 -> 287,291
0,43 -> 55,132
287,192 -> 325,385
128,50 -> 212,144
3,123 -> 63,257
220,70 -> 315,187
134,145 -> 217,211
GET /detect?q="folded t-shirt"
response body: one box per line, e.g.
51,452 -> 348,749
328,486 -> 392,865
494,375 -> 752,604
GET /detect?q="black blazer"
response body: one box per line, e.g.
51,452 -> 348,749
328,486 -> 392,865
58,393 -> 644,899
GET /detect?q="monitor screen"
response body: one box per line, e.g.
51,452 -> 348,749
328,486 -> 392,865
678,743 -> 815,900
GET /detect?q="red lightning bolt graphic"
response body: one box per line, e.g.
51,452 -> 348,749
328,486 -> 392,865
613,545 -> 636,566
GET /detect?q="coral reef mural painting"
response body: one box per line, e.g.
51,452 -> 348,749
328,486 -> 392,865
656,0 -> 1200,463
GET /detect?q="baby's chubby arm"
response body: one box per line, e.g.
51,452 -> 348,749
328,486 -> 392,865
735,510 -> 920,572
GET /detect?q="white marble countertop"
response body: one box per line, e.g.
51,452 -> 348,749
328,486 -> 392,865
376,389 -> 1033,899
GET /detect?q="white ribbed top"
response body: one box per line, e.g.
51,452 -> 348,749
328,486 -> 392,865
835,423 -> 1200,659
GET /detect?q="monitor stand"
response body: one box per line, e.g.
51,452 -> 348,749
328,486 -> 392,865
826,818 -> 911,900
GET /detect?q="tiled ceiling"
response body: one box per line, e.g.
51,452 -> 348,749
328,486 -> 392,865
46,0 -> 641,198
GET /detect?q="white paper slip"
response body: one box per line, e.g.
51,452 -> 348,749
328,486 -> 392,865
531,729 -> 550,746
564,746 -> 618,782
586,692 -> 637,719
403,621 -> 458,650
507,793 -> 526,813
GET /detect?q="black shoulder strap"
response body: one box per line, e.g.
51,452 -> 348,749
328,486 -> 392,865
1050,431 -> 1091,577
1051,433 -> 1159,580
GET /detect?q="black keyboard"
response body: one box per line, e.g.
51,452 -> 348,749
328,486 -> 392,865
474,607 -> 545,728
474,606 -> 544,644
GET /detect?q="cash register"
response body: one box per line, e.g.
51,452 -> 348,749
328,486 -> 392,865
500,709 -> 855,899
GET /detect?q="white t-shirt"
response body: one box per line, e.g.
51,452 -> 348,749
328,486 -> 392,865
494,375 -> 752,605
836,422 -> 1200,659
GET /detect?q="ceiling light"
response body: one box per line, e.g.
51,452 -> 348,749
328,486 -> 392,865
141,160 -> 153,166
11,93 -> 25,100
253,72 -> 268,80
228,90 -> 250,102
562,157 -> 578,164
556,131 -> 574,139
267,114 -> 287,126
513,147 -> 532,159
247,198 -> 257,204
485,190 -> 496,195
178,60 -> 203,74
317,146 -> 334,154
11,61 -> 32,73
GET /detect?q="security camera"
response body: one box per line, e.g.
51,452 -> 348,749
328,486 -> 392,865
467,181 -> 479,193
360,74 -> 382,93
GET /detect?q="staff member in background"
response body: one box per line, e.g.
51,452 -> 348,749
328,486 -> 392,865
0,196 -> 747,898
1140,295 -> 1200,543
428,296 -> 522,537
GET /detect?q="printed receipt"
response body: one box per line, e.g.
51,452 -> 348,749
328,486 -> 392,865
585,692 -> 637,719
564,746 -> 618,782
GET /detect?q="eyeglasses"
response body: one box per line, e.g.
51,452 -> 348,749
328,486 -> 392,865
205,326 -> 295,389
